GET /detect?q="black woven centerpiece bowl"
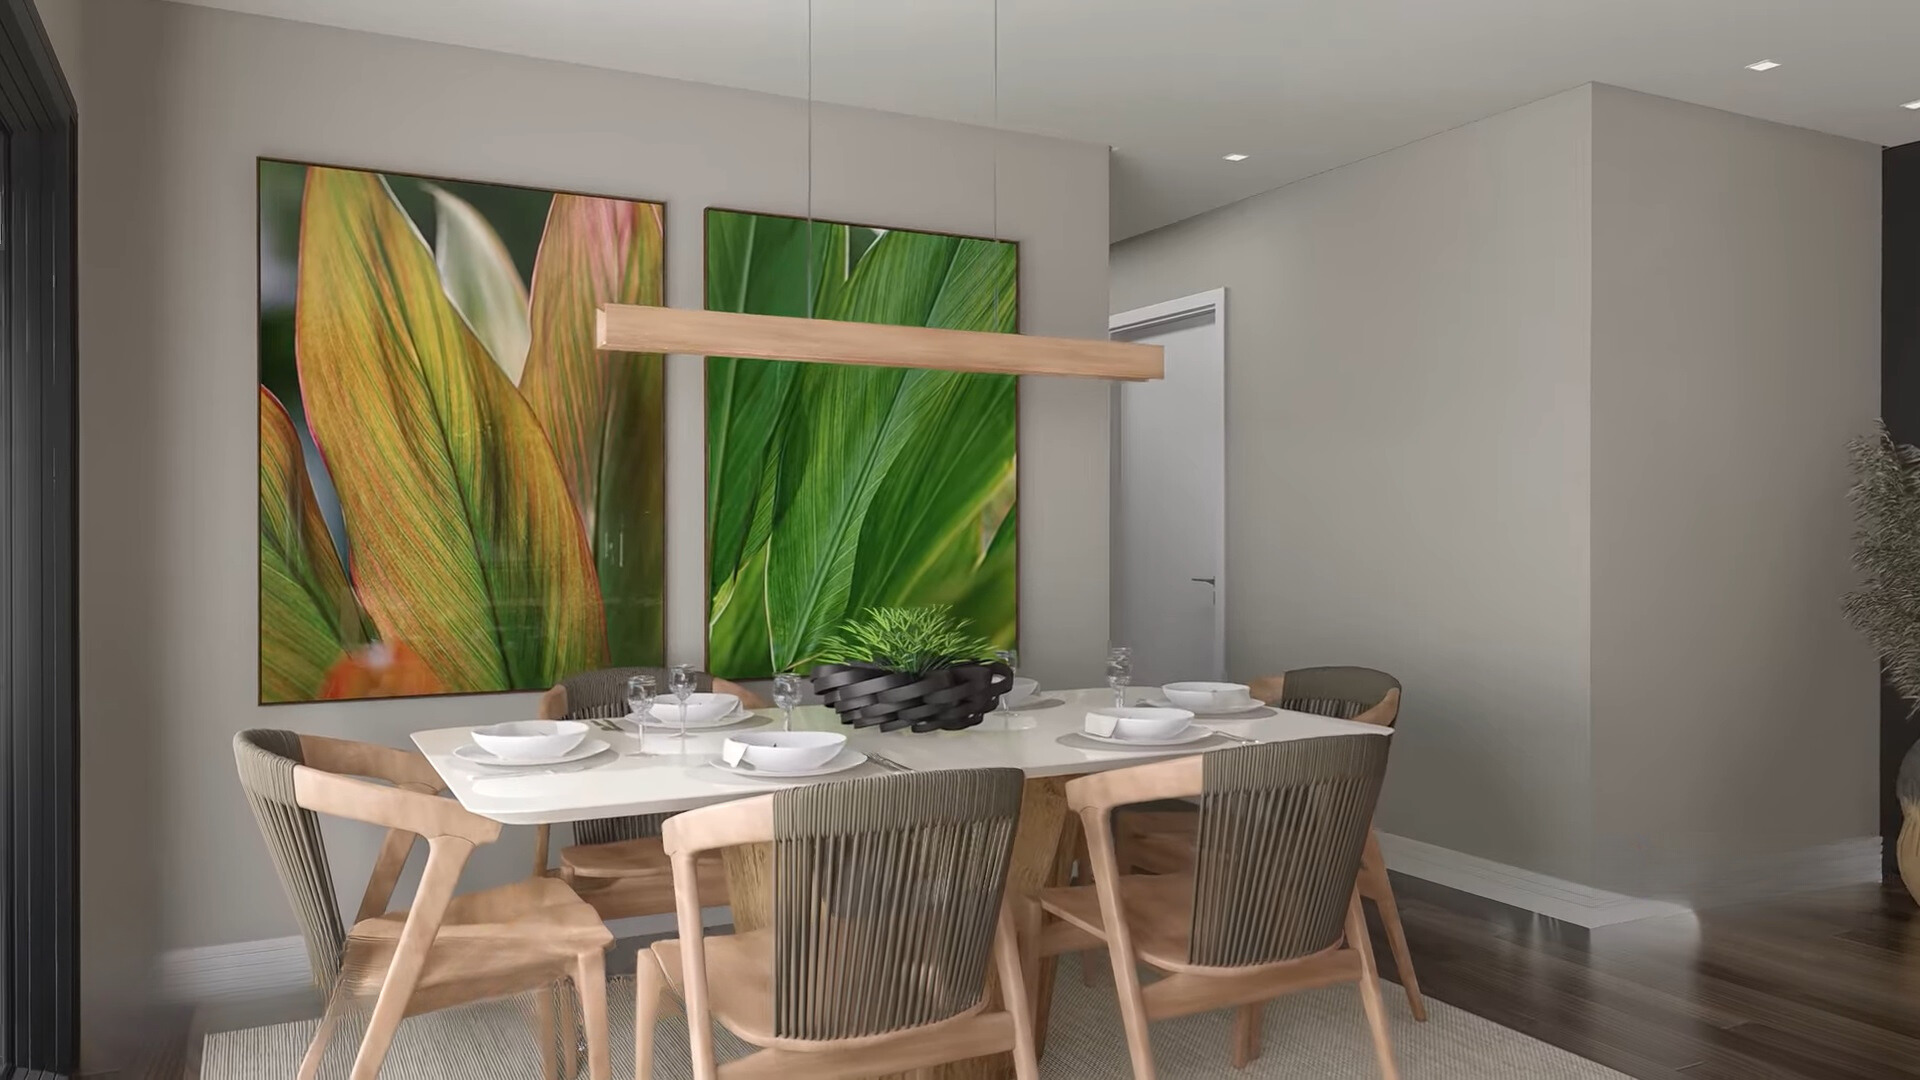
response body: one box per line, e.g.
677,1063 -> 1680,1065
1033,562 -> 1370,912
811,660 -> 1013,733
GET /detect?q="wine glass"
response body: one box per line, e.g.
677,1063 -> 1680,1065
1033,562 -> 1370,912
625,674 -> 655,723
996,648 -> 1036,731
773,672 -> 803,732
624,674 -> 656,754
1106,646 -> 1133,708
668,663 -> 697,741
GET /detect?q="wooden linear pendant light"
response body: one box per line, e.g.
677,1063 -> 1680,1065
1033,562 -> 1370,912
596,305 -> 1164,380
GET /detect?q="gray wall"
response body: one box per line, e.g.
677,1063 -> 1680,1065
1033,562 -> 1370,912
1112,83 -> 1882,895
1588,85 -> 1881,897
46,0 -> 1111,1065
1111,87 -> 1598,881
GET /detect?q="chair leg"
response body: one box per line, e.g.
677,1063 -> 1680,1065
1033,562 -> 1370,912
1072,828 -> 1100,987
634,950 -> 668,1080
1231,1002 -> 1263,1068
536,983 -> 561,1080
986,904 -> 1040,1080
1363,830 -> 1427,1022
295,996 -> 342,1080
1082,811 -> 1156,1080
348,840 -> 468,1080
1016,895 -> 1047,1058
562,980 -> 581,1080
1349,892 -> 1401,1080
575,951 -> 611,1080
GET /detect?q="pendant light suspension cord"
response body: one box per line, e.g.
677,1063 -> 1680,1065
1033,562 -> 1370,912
993,0 -> 1004,326
805,0 -> 814,315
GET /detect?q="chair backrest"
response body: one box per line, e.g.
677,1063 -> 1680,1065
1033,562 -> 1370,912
234,729 -> 349,986
1188,734 -> 1389,968
768,768 -> 1025,1041
543,666 -> 715,721
233,730 -> 492,988
1275,666 -> 1401,727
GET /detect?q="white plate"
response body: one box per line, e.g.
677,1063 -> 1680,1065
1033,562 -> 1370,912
454,738 -> 611,768
636,703 -> 752,730
1078,725 -> 1217,748
707,748 -> 869,780
1141,695 -> 1265,717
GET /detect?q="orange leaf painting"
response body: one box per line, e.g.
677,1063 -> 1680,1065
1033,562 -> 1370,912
282,164 -> 622,696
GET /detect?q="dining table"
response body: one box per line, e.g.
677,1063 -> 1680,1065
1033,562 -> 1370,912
412,686 -> 1392,1080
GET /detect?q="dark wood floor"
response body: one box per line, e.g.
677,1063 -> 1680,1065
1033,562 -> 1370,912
1368,873 -> 1920,1080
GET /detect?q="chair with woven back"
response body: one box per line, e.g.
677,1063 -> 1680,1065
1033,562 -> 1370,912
1112,665 -> 1425,1025
532,666 -> 768,920
233,730 -> 614,1080
634,767 -> 1041,1080
1032,733 -> 1400,1080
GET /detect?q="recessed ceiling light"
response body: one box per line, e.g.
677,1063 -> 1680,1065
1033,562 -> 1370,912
1222,153 -> 1249,162
1745,59 -> 1781,71
1904,99 -> 1920,111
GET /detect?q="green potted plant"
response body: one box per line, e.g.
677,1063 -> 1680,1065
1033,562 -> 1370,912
1842,423 -> 1920,902
809,606 -> 1012,733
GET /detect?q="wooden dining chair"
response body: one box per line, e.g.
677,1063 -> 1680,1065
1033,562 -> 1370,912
1032,734 -> 1399,1079
1113,666 -> 1425,1022
634,768 -> 1041,1080
233,730 -> 615,1080
533,666 -> 765,920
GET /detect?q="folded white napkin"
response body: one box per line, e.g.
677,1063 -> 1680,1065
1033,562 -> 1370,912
1084,711 -> 1120,738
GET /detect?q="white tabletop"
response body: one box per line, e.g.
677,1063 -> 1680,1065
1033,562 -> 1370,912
412,687 -> 1391,826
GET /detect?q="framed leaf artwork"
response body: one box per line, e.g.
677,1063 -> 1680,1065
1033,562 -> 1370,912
258,159 -> 666,703
704,208 -> 1019,679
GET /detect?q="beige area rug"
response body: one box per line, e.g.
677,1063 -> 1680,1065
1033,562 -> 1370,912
202,958 -> 1631,1079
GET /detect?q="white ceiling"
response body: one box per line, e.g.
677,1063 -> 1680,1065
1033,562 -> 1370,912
173,0 -> 1920,239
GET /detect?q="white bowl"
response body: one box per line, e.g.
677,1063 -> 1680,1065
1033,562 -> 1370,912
1161,681 -> 1254,712
1086,706 -> 1194,741
471,720 -> 589,761
647,692 -> 741,727
722,730 -> 847,772
1003,677 -> 1041,707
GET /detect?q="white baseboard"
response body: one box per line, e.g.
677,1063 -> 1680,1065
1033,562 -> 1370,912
158,935 -> 315,1004
1376,833 -> 1691,928
158,906 -> 732,1005
1378,832 -> 1884,928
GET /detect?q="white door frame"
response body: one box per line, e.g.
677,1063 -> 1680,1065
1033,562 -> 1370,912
1108,288 -> 1228,679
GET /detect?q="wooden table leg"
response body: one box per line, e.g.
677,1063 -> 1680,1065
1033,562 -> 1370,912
718,776 -> 1076,1080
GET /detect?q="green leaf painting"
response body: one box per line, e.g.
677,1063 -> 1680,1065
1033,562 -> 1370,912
258,160 -> 667,703
705,209 -> 1018,679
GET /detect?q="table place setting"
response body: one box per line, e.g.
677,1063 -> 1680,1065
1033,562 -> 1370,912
1140,679 -> 1279,718
450,720 -> 615,770
1056,702 -> 1240,755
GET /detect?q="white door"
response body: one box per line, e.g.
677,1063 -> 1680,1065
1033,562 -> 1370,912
1109,290 -> 1227,687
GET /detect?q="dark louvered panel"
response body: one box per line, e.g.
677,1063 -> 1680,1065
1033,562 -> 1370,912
0,1 -> 76,1074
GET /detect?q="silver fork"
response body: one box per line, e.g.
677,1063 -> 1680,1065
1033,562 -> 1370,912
1211,729 -> 1261,745
867,751 -> 913,773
